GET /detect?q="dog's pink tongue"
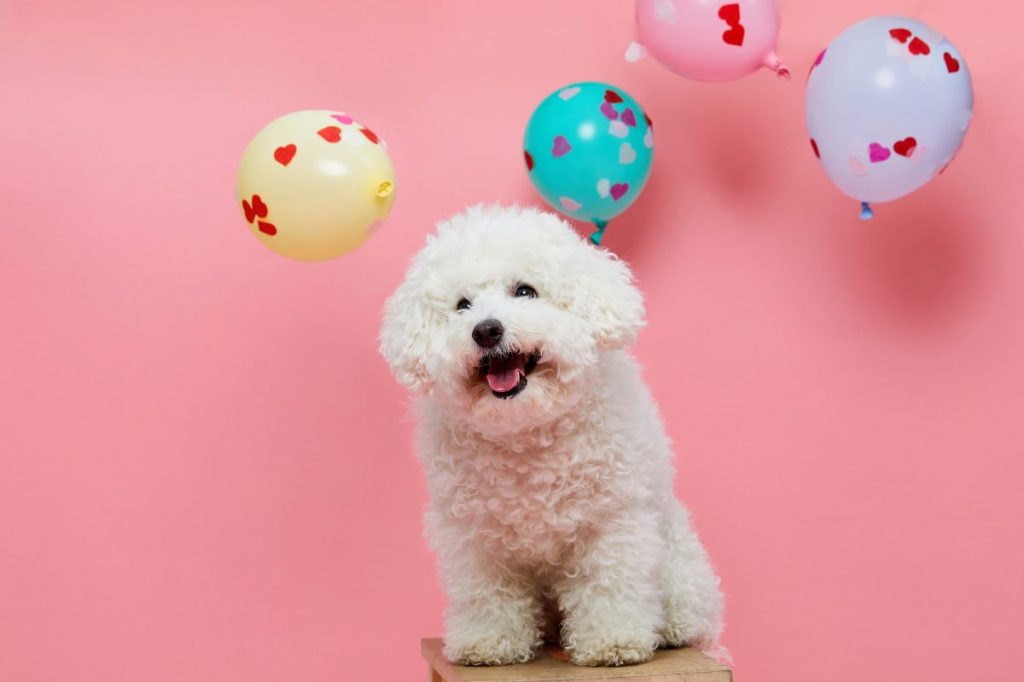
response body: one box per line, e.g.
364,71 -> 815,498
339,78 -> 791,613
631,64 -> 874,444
486,354 -> 525,392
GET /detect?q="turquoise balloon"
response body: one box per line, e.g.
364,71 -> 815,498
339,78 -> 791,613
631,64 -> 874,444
523,82 -> 654,244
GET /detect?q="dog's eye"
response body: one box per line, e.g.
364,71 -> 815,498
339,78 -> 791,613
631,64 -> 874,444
455,297 -> 472,311
514,284 -> 537,299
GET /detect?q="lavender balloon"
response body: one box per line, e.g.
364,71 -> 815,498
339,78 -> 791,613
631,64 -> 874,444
805,17 -> 973,219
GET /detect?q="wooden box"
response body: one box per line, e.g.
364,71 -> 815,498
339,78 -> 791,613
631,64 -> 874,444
422,638 -> 732,682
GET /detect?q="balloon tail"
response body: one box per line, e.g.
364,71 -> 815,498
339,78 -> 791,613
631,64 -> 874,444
590,220 -> 608,246
860,201 -> 875,220
763,51 -> 791,81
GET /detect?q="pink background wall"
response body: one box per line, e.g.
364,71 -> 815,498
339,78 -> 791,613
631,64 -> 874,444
2,1 -> 1022,680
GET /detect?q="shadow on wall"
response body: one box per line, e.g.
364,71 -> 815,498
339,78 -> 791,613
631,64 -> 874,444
831,186 -> 986,328
591,78 -> 797,266
513,75 -> 986,333
598,161 -> 682,266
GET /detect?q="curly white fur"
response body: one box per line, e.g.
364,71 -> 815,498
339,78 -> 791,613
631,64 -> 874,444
380,205 -> 723,667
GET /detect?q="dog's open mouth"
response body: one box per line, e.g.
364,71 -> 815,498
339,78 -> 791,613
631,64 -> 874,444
478,350 -> 540,399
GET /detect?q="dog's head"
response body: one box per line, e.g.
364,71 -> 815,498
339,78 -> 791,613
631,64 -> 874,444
380,205 -> 644,436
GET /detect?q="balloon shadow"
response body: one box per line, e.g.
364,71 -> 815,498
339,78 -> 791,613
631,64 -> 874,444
597,80 -> 792,267
597,161 -> 680,266
832,186 -> 987,328
686,100 -> 783,206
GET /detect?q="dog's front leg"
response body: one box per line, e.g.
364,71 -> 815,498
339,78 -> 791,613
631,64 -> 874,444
658,500 -> 723,649
439,542 -> 542,665
557,510 -> 663,666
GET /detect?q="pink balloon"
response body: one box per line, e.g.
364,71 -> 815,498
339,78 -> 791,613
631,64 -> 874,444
634,0 -> 788,82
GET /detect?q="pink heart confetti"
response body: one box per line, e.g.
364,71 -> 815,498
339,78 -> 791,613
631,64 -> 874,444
552,135 -> 572,157
610,183 -> 629,201
331,114 -> 354,125
559,196 -> 581,211
869,142 -> 891,163
621,108 -> 637,127
809,48 -> 825,77
848,156 -> 869,176
600,101 -> 618,120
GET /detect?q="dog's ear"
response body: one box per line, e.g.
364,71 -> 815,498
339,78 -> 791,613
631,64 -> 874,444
380,269 -> 437,393
567,244 -> 645,349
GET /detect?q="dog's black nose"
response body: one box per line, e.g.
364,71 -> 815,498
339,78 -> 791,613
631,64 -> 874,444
472,319 -> 504,349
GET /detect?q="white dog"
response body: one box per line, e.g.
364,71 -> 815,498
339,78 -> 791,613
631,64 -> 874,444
380,205 -> 722,667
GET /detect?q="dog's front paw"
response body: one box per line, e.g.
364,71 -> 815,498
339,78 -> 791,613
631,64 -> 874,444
659,617 -> 718,650
659,593 -> 722,650
569,632 -> 656,667
444,630 -> 538,666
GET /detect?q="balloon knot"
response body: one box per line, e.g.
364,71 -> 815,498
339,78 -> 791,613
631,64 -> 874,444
589,220 -> 608,246
376,181 -> 394,198
860,201 -> 875,220
763,52 -> 790,81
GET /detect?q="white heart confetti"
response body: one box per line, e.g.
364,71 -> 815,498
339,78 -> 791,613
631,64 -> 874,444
959,109 -> 973,132
619,143 -> 637,164
624,41 -> 648,63
654,0 -> 677,23
907,55 -> 932,81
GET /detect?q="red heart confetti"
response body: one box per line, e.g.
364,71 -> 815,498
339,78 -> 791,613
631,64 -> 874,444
360,127 -> 380,144
644,112 -> 652,128
889,28 -> 912,43
273,144 -> 296,166
318,126 -> 342,143
810,139 -> 820,159
718,3 -> 744,46
610,182 -> 629,201
944,52 -> 960,73
604,89 -> 623,104
893,136 -> 917,157
718,3 -> 740,25
524,150 -> 533,171
908,37 -> 930,55
256,221 -> 277,236
242,194 -> 268,224
722,24 -> 745,46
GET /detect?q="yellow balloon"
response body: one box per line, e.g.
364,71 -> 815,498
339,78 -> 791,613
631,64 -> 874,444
236,110 -> 396,261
